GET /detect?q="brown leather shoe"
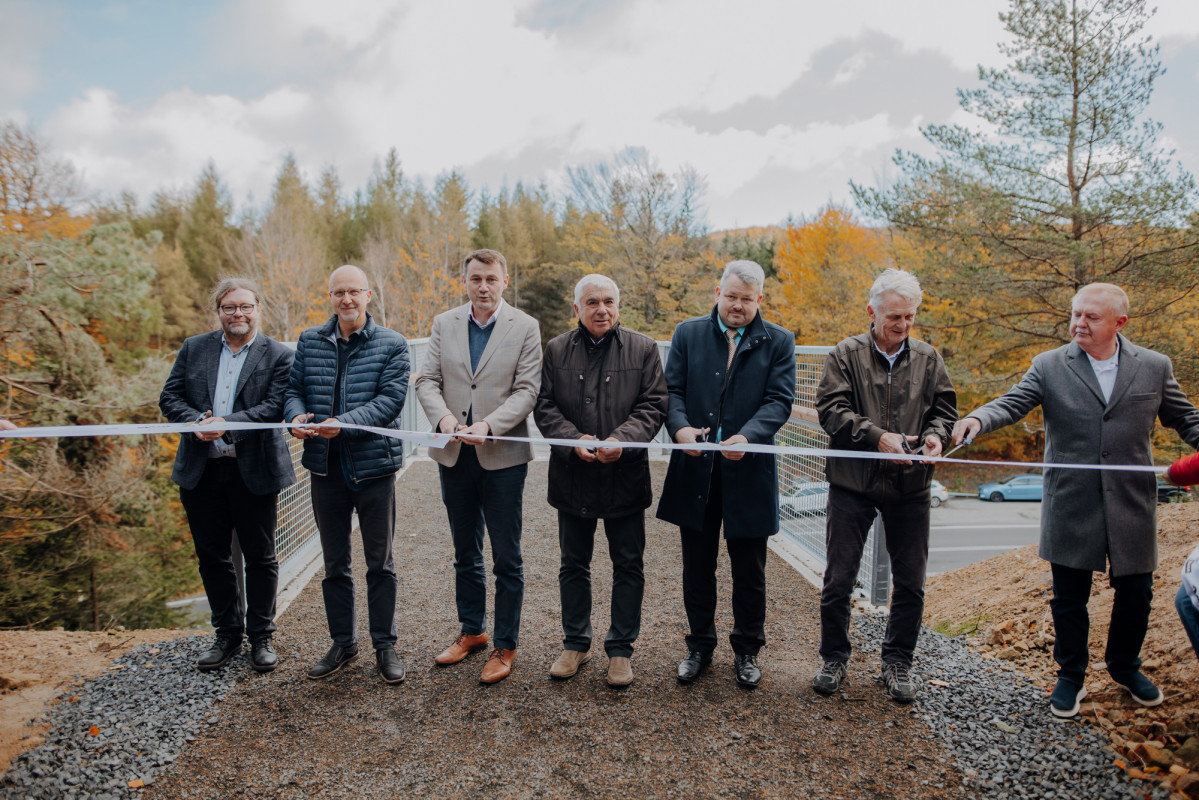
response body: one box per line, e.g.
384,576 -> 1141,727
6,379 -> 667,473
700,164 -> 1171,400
606,656 -> 634,688
479,648 -> 516,684
549,649 -> 591,679
434,632 -> 488,666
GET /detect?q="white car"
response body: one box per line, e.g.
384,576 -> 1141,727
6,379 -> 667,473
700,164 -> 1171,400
930,479 -> 949,508
780,481 -> 829,519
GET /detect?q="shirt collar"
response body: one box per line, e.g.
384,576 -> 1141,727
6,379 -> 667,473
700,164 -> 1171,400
1085,338 -> 1120,370
716,316 -> 743,338
470,299 -> 505,329
871,333 -> 906,361
221,331 -> 258,355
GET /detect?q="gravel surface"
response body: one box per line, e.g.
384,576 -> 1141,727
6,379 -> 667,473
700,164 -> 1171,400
854,615 -> 1169,800
1,637 -> 245,799
0,459 -> 1170,799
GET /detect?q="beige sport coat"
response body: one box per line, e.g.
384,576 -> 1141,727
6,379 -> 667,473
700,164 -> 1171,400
415,301 -> 542,470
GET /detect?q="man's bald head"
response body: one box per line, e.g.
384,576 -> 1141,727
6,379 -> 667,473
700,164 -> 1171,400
330,264 -> 369,291
328,264 -> 373,337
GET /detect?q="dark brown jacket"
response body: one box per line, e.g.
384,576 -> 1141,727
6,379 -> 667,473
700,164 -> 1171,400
816,329 -> 957,498
534,324 -> 668,518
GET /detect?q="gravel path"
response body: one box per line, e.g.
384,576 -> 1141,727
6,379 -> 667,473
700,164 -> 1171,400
1,460 -> 1165,799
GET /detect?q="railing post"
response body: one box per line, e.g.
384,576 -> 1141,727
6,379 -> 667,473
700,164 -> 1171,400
868,511 -> 891,607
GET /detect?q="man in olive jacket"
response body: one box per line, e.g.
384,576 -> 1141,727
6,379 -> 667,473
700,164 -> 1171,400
812,269 -> 956,704
533,274 -> 668,688
656,260 -> 796,688
954,283 -> 1199,718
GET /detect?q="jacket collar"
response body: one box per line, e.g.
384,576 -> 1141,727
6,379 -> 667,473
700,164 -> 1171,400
574,321 -> 623,347
318,312 -> 376,342
708,306 -> 767,346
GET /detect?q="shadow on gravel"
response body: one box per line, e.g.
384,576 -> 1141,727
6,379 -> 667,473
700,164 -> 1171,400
4,462 -> 1154,799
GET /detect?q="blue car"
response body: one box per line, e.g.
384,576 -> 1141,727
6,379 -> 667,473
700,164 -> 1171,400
978,474 -> 1043,502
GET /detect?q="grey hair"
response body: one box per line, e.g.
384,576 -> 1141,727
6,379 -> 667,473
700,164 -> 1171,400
720,260 -> 765,292
1073,282 -> 1129,317
210,277 -> 262,311
574,274 -> 620,306
868,268 -> 922,308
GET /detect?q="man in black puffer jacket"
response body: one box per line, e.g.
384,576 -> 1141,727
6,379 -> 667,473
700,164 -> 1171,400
534,274 -> 668,689
284,264 -> 410,685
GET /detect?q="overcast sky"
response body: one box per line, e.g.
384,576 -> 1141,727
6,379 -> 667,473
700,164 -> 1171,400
4,0 -> 1199,231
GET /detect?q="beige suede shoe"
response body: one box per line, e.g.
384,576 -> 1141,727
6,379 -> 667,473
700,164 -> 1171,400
549,649 -> 591,679
606,656 -> 634,688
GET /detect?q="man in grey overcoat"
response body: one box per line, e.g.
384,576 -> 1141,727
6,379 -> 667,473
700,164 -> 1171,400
953,283 -> 1199,718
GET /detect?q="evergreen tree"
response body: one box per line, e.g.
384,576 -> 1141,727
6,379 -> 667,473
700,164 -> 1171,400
179,162 -> 235,285
854,0 -> 1199,388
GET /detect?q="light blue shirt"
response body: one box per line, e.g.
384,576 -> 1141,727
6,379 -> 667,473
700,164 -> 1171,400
209,333 -> 257,458
715,317 -> 744,441
872,336 -> 906,368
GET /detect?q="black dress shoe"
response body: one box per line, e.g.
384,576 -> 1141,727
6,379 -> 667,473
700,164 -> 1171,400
197,635 -> 242,672
307,644 -> 358,679
376,647 -> 406,685
677,650 -> 712,683
250,639 -> 278,673
734,653 -> 761,688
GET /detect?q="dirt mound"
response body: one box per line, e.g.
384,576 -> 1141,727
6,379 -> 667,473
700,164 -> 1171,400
924,501 -> 1199,787
0,628 -> 197,772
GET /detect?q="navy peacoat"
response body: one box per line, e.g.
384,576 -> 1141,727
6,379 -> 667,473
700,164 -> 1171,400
655,307 -> 796,538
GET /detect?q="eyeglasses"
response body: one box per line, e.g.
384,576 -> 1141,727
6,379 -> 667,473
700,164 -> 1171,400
219,304 -> 257,315
331,288 -> 368,299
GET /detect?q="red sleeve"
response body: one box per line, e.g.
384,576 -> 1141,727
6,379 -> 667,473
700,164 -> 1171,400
1168,452 -> 1199,486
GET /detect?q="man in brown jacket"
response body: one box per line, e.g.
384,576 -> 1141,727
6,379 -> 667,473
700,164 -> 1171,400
812,268 -> 957,703
533,274 -> 668,688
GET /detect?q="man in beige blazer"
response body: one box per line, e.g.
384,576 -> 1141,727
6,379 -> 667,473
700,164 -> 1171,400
415,248 -> 542,684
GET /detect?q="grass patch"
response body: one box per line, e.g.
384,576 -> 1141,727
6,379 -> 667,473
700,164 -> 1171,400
929,614 -> 990,638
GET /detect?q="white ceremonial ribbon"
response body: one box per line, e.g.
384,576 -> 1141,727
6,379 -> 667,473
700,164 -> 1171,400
0,421 -> 454,449
0,421 -> 1168,473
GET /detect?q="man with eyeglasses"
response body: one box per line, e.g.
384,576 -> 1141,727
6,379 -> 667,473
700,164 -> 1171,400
285,265 -> 411,684
159,278 -> 297,673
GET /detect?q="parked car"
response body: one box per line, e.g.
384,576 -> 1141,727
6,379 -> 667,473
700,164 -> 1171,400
930,479 -> 949,508
978,474 -> 1044,502
1158,479 -> 1192,503
780,481 -> 829,519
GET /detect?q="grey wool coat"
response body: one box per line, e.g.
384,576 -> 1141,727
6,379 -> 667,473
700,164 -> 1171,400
968,335 -> 1199,575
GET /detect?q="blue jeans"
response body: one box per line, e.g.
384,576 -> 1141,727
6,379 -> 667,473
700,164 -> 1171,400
439,446 -> 528,650
310,459 -> 398,650
1177,585 -> 1199,660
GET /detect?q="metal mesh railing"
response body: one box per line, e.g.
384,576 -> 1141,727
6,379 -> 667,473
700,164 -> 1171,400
778,346 -> 889,605
276,438 -> 320,568
274,338 -> 891,603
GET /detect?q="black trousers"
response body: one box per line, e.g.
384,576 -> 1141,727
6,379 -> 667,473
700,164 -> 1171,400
680,459 -> 768,656
819,484 -> 929,666
558,509 -> 645,658
311,459 -> 398,650
1051,562 -> 1153,684
179,458 -> 279,641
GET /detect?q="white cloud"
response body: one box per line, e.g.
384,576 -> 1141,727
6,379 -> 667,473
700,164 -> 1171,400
23,0 -> 1199,229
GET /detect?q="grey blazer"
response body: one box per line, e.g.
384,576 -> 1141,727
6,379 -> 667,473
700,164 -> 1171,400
415,302 -> 542,470
969,335 -> 1199,575
159,331 -> 297,495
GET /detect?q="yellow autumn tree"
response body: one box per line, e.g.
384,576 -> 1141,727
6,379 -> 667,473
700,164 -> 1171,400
768,204 -> 889,346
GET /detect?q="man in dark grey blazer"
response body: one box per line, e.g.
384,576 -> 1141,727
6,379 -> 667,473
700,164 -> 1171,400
954,283 -> 1199,718
160,278 -> 296,673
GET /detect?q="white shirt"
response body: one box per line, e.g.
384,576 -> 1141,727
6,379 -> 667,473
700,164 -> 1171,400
1085,340 -> 1120,404
469,299 -> 505,329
